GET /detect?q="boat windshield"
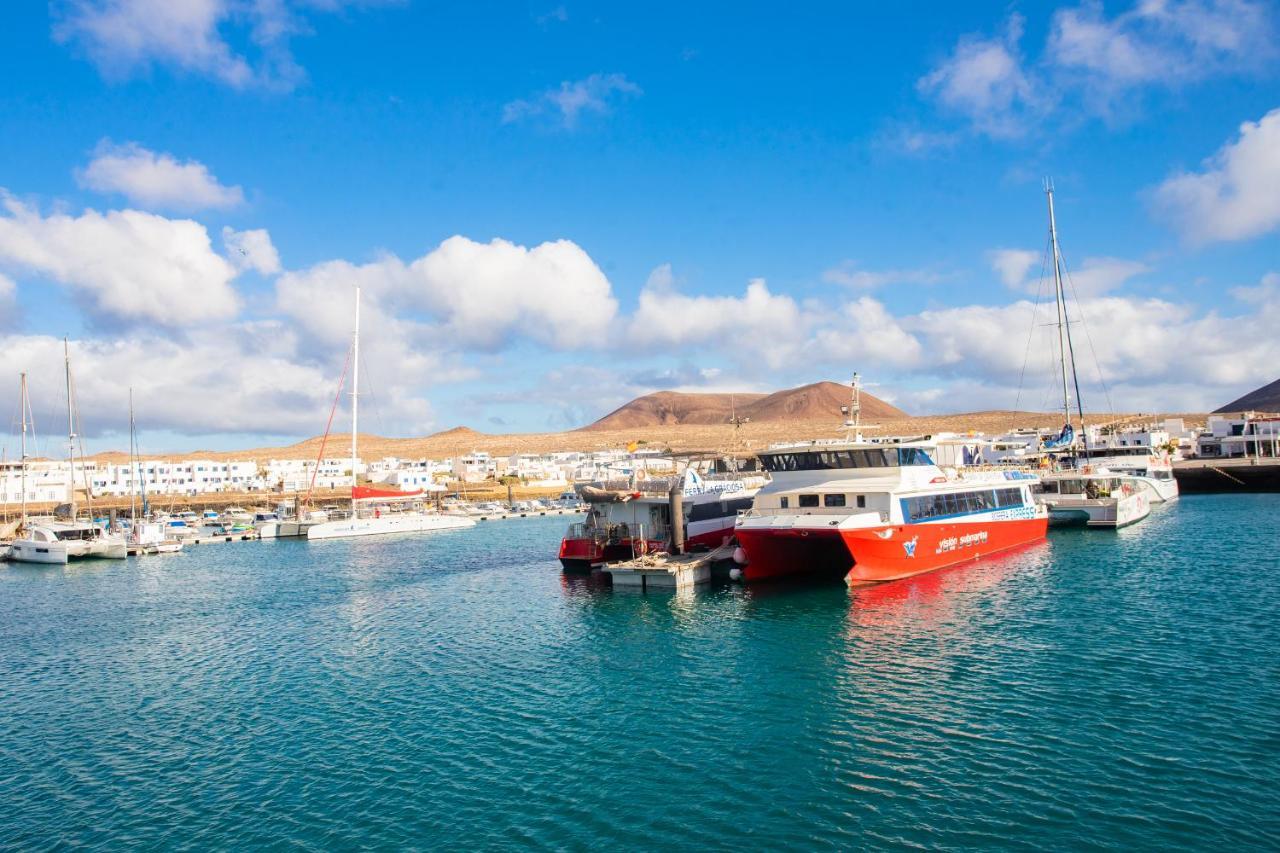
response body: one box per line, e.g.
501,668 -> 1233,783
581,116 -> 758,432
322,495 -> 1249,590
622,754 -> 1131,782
759,447 -> 933,473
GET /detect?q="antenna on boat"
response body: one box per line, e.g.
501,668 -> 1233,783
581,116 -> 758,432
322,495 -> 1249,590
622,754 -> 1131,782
727,395 -> 749,455
841,373 -> 862,442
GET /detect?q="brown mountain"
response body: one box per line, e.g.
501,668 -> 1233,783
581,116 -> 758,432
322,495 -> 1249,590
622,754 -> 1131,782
583,381 -> 907,431
1215,378 -> 1280,413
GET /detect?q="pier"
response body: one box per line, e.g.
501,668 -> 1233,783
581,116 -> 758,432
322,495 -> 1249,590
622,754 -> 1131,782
1173,458 -> 1280,493
606,543 -> 738,590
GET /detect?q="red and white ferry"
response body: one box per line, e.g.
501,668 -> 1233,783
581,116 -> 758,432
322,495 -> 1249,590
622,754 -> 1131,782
558,468 -> 761,572
734,440 -> 1047,585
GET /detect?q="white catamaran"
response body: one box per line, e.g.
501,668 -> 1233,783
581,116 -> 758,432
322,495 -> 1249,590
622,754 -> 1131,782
1030,184 -> 1150,529
306,288 -> 476,540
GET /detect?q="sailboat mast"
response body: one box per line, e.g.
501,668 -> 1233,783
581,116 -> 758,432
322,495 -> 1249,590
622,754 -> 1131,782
129,388 -> 137,530
1046,181 -> 1090,458
1046,183 -> 1072,430
20,373 -> 28,525
351,287 -> 360,491
64,337 -> 76,517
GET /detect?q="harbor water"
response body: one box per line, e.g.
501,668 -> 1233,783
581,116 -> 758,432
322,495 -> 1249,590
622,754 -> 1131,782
1,496 -> 1277,849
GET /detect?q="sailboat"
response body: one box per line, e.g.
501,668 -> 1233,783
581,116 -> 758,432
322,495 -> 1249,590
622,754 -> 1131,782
1030,183 -> 1150,529
306,288 -> 476,540
126,389 -> 182,555
10,350 -> 128,564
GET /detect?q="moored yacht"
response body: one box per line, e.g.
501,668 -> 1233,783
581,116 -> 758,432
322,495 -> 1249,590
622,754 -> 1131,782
734,439 -> 1047,584
304,287 -> 476,542
1033,471 -> 1150,528
11,520 -> 128,564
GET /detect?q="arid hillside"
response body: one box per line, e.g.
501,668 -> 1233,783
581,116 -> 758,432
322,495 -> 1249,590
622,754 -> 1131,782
83,410 -> 1210,464
584,381 -> 906,431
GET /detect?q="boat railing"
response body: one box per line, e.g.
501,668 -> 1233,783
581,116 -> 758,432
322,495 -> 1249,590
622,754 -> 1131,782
740,507 -> 890,523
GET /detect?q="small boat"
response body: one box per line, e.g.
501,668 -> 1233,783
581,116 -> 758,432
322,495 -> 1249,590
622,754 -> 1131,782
560,466 -> 761,572
1034,471 -> 1150,528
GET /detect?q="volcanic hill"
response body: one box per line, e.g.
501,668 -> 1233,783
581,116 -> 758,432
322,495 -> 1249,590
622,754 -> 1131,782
583,381 -> 908,431
1215,378 -> 1280,413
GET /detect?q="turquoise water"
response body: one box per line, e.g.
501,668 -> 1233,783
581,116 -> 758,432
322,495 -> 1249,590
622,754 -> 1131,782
1,496 -> 1277,850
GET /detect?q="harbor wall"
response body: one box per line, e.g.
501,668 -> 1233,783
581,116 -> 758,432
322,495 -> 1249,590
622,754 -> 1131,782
1174,459 -> 1280,494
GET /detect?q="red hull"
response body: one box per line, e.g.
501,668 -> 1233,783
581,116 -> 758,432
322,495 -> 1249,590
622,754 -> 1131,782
736,517 -> 1047,584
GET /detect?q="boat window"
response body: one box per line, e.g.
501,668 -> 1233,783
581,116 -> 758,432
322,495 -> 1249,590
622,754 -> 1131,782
798,494 -> 819,508
823,494 -> 846,507
759,449 -> 895,472
780,496 -> 789,509
1059,479 -> 1086,494
856,495 -> 866,508
896,447 -> 935,466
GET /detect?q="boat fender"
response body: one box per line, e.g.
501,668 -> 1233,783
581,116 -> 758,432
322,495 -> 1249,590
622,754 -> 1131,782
729,567 -> 744,582
732,546 -> 748,565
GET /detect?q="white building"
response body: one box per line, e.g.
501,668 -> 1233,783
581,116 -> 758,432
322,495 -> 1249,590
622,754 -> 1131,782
1196,414 -> 1280,458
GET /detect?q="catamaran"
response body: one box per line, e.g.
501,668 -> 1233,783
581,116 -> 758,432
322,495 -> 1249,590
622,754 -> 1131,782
305,288 -> 475,541
1029,182 -> 1150,529
733,376 -> 1048,584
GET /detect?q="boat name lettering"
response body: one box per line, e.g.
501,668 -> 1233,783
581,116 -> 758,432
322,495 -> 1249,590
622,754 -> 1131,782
935,530 -> 988,554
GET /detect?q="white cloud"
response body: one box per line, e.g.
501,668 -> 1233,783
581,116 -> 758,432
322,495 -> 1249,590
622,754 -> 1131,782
627,278 -> 807,368
1151,107 -> 1280,244
52,0 -> 386,90
0,273 -> 16,326
990,248 -> 1147,296
0,194 -> 240,327
917,14 -> 1040,138
916,2 -> 1274,139
822,261 -> 949,290
809,298 -> 923,369
409,236 -> 619,349
503,73 -> 642,127
77,141 -> 244,212
277,235 -> 619,352
222,226 -> 281,275
989,248 -> 1042,289
1048,0 -> 1273,89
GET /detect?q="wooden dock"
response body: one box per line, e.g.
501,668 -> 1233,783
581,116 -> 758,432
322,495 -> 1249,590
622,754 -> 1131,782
606,543 -> 738,590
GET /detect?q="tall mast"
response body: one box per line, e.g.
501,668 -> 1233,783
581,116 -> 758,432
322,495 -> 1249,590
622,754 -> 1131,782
64,337 -> 76,517
1045,180 -> 1089,458
351,286 -> 360,490
19,373 -> 28,525
1046,182 -> 1072,429
129,388 -> 137,530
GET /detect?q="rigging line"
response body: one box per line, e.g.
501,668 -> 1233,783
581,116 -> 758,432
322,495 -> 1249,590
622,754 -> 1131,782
304,342 -> 354,509
1059,253 -> 1117,416
357,349 -> 388,439
1014,232 -> 1056,414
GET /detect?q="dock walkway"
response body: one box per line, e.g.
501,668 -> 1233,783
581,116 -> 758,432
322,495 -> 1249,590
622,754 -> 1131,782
606,543 -> 738,590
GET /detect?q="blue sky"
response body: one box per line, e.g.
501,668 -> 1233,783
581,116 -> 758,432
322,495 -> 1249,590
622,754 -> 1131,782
0,1 -> 1277,453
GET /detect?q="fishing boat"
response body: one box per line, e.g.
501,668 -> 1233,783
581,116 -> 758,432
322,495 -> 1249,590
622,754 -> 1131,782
733,378 -> 1047,584
558,466 -> 760,572
305,288 -> 475,541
